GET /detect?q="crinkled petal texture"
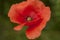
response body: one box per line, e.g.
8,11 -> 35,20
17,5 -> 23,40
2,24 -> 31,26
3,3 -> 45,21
8,0 -> 51,39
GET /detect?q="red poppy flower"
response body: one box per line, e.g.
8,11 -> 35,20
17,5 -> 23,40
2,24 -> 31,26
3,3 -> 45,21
8,0 -> 51,39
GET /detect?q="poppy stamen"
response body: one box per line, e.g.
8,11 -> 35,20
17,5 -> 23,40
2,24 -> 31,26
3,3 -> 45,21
27,17 -> 32,21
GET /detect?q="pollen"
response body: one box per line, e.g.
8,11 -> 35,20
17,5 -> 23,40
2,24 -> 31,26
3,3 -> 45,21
27,17 -> 32,21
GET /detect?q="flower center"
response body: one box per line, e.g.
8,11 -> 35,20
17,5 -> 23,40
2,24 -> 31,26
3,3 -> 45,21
26,17 -> 32,21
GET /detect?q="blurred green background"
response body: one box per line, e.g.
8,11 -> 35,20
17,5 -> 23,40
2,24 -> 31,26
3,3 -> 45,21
0,0 -> 60,40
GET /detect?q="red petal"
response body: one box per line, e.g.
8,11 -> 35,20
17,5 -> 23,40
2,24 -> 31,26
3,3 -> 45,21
26,28 -> 41,39
14,23 -> 25,31
26,20 -> 46,39
21,5 -> 37,17
8,2 -> 27,24
40,7 -> 51,21
25,17 -> 47,39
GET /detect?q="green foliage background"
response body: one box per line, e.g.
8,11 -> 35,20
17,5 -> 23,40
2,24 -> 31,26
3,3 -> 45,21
0,0 -> 60,40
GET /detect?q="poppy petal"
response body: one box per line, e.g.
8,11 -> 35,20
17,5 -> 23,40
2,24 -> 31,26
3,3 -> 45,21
8,3 -> 27,24
40,7 -> 51,21
26,20 -> 46,39
26,28 -> 41,39
15,1 -> 28,13
26,16 -> 46,39
22,5 -> 36,17
14,23 -> 25,31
